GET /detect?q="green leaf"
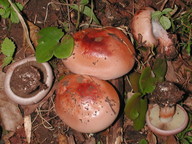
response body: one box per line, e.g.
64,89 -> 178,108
0,0 -> 10,8
139,139 -> 148,144
35,42 -> 55,63
186,136 -> 192,142
160,16 -> 171,30
0,1 -> 23,23
54,34 -> 74,58
152,58 -> 167,82
36,27 -> 74,62
10,9 -> 20,23
139,67 -> 156,94
0,8 -> 5,16
15,2 -> 23,11
0,38 -> 16,67
36,27 -> 64,62
38,27 -> 64,43
186,41 -> 191,54
129,72 -> 141,92
80,0 -> 89,5
70,5 -> 100,24
1,38 -> 15,57
2,56 -> 13,67
152,11 -> 162,21
124,93 -> 141,120
133,98 -> 147,130
1,7 -> 11,18
162,8 -> 173,15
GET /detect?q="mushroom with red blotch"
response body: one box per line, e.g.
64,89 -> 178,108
62,27 -> 135,80
146,81 -> 189,136
55,74 -> 120,133
131,7 -> 178,60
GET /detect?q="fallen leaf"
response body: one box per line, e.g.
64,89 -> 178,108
27,21 -> 40,47
146,130 -> 157,144
58,133 -> 68,144
0,71 -> 23,132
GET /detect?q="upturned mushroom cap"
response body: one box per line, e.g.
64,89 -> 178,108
146,104 -> 189,136
55,74 -> 120,133
62,27 -> 135,80
4,57 -> 53,105
131,7 -> 158,47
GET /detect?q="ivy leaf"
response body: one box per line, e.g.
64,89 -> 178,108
129,72 -> 141,92
139,67 -> 156,94
152,58 -> 167,82
36,27 -> 64,62
152,11 -> 162,21
160,16 -> 171,30
133,98 -> 147,130
139,139 -> 148,144
80,0 -> 89,5
36,27 -> 74,62
124,93 -> 141,120
0,38 -> 16,67
54,34 -> 74,58
162,8 -> 173,15
70,5 -> 100,24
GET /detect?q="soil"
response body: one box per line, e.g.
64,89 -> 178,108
11,65 -> 41,96
0,0 -> 191,144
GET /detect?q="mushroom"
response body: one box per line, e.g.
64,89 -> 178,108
146,81 -> 189,136
55,74 -> 120,133
62,27 -> 135,80
4,57 -> 53,105
131,7 -> 177,59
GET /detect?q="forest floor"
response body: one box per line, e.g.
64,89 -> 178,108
0,0 -> 191,144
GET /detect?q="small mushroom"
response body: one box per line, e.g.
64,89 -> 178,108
131,7 -> 178,59
4,57 -> 53,105
146,81 -> 189,136
62,27 -> 135,80
55,74 -> 120,133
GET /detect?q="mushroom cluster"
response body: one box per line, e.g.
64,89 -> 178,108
55,27 -> 135,133
131,7 -> 178,60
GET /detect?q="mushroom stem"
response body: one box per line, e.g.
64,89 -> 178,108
159,106 -> 176,123
152,20 -> 176,58
152,20 -> 173,48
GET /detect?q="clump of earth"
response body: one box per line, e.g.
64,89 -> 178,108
10,64 -> 44,97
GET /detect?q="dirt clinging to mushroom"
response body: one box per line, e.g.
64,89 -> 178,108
152,81 -> 184,107
10,64 -> 47,98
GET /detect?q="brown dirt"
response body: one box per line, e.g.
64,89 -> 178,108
0,0 -> 191,144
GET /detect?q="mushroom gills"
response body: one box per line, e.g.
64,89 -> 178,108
152,20 -> 172,49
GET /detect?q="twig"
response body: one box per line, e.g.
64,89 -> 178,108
7,0 -> 35,53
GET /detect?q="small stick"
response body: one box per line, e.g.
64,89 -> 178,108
7,0 -> 35,53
